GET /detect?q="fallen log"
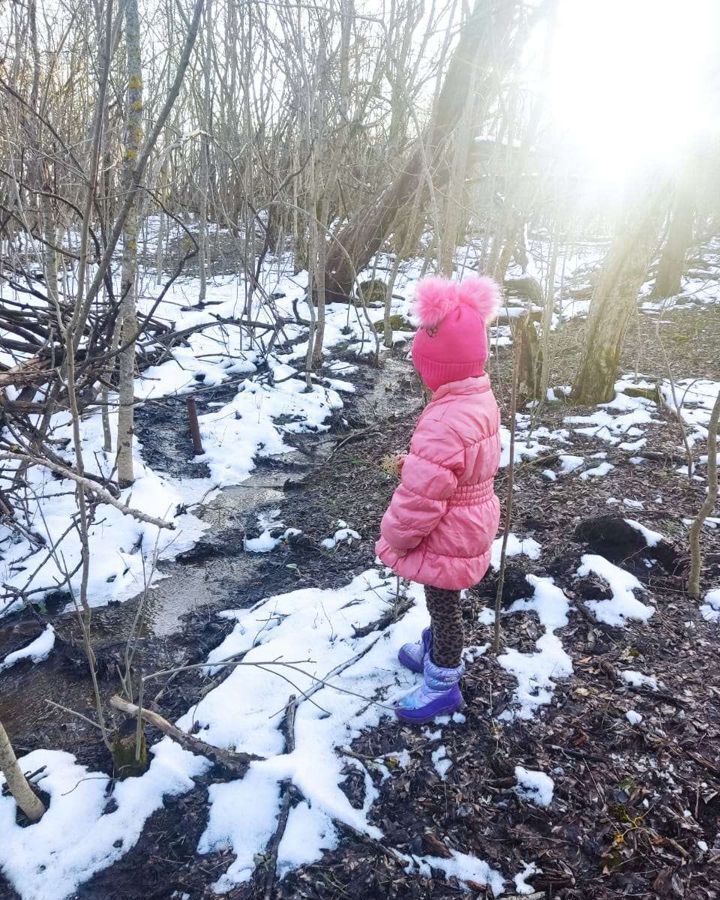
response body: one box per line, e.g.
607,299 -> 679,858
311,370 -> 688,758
109,695 -> 263,777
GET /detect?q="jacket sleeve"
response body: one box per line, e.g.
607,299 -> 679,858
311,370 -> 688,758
380,420 -> 462,552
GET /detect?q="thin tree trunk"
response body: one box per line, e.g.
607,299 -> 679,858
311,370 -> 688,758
538,229 -> 560,400
197,0 -> 213,305
312,199 -> 328,368
494,337 -> 520,653
0,719 -> 45,822
688,391 -> 720,598
116,0 -> 143,487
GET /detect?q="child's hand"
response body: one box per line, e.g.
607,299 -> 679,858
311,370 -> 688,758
380,452 -> 407,478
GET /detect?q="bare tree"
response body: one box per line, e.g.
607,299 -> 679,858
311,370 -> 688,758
572,189 -> 665,405
116,0 -> 143,487
323,0 -> 521,299
651,174 -> 695,299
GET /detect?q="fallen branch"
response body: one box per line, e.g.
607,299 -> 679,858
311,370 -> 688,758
326,426 -> 380,463
352,594 -> 413,638
0,451 -> 173,530
109,695 -> 263,776
263,697 -> 298,900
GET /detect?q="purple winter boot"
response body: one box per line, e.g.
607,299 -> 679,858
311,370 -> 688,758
395,656 -> 465,724
397,627 -> 432,674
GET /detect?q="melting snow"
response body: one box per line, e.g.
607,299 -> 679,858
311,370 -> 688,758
580,462 -> 615,479
622,670 -> 658,691
401,849 -> 505,896
577,555 -> 655,626
0,571 -> 441,899
700,588 -> 720,623
659,379 -> 720,446
515,766 -> 554,807
497,576 -> 573,720
514,861 -> 541,894
559,454 -> 585,475
0,742 -> 209,900
491,533 -> 542,569
624,519 -> 664,547
0,625 -> 55,673
0,409 -> 208,618
321,521 -> 361,549
431,745 -> 452,780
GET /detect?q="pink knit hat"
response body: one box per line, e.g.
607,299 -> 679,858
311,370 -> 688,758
411,276 -> 500,392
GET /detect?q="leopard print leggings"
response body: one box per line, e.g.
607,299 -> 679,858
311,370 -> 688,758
425,586 -> 463,668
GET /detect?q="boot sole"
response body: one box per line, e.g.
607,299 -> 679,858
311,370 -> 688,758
394,690 -> 464,725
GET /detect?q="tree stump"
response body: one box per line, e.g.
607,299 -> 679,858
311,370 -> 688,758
111,718 -> 149,779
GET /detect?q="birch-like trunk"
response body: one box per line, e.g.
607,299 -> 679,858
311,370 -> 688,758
538,230 -> 560,401
0,720 -> 45,822
116,0 -> 143,487
197,0 -> 213,305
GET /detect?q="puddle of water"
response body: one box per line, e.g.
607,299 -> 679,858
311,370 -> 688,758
201,470 -> 287,530
0,355 -> 416,755
355,355 -> 423,422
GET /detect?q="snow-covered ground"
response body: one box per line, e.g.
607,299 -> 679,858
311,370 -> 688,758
0,572 -> 514,898
0,252 -> 418,616
0,228 -> 638,617
2,225 -> 720,899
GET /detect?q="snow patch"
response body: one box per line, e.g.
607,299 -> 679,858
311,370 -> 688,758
402,849 -> 505,895
0,625 -> 55,673
580,462 -> 615,480
182,570 -> 434,892
700,588 -> 720,623
491,534 -> 542,569
514,861 -> 541,894
577,555 -> 655,626
624,518 -> 664,547
621,670 -> 658,691
0,742 -> 210,900
321,521 -> 361,550
431,745 -> 452,780
514,766 -> 554,807
497,576 -> 573,720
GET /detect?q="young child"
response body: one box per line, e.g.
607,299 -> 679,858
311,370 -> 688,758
376,275 -> 502,723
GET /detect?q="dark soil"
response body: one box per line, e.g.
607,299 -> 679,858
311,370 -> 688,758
2,303 -> 720,900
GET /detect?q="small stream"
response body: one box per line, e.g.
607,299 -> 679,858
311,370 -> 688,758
0,350 -> 419,758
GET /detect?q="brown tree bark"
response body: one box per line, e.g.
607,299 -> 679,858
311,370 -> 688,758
572,196 -> 664,406
323,0 -> 516,300
651,180 -> 695,299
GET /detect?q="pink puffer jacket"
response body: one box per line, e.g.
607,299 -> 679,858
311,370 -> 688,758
376,375 -> 501,590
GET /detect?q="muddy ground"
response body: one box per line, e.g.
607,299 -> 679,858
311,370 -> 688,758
2,304 -> 720,899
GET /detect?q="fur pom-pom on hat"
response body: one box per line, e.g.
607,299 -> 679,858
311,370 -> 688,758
414,276 -> 499,328
456,276 -> 500,322
410,274 -> 501,392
